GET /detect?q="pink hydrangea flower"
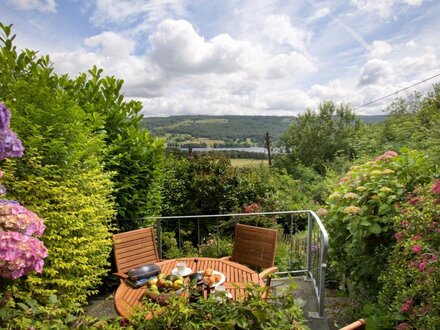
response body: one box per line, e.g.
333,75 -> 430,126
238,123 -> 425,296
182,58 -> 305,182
0,200 -> 45,236
0,231 -> 48,279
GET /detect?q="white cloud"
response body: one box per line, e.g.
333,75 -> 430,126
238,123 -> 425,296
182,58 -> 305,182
370,40 -> 393,57
84,31 -> 135,58
7,0 -> 56,13
351,0 -> 395,18
406,40 -> 417,47
350,0 -> 424,18
149,19 -> 316,78
310,80 -> 357,102
261,90 -> 313,111
403,0 -> 423,5
263,14 -> 311,52
307,7 -> 331,23
399,53 -> 438,74
359,59 -> 394,86
90,0 -> 186,29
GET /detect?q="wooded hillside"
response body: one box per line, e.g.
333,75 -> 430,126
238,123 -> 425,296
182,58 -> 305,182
142,115 -> 386,146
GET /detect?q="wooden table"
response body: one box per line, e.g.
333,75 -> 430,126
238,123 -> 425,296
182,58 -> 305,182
114,257 -> 263,318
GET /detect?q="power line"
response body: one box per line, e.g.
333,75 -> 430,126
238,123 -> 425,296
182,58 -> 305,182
353,72 -> 440,110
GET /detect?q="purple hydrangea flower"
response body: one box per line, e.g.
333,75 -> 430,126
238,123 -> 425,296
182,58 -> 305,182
0,104 -> 24,160
0,103 -> 11,129
0,127 -> 24,160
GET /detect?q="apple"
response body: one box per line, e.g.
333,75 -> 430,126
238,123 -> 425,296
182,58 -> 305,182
157,273 -> 166,280
173,279 -> 184,290
156,278 -> 166,287
164,280 -> 173,288
149,284 -> 158,292
147,278 -> 158,287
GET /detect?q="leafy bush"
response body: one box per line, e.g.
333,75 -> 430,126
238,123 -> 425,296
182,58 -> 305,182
325,149 -> 436,297
199,235 -> 233,258
71,67 -> 165,231
124,282 -> 309,329
0,24 -> 116,316
366,180 -> 440,329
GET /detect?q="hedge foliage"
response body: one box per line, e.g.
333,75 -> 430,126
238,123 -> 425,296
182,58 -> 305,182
0,22 -> 162,318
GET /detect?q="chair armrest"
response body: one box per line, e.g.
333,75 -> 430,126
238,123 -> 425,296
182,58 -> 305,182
258,266 -> 278,280
219,256 -> 232,261
113,272 -> 128,280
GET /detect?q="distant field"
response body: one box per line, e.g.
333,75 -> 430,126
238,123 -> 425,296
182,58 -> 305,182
180,137 -> 225,146
230,158 -> 268,167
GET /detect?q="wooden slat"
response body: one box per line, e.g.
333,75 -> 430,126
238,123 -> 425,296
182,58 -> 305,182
231,224 -> 277,269
113,227 -> 160,274
114,257 -> 263,318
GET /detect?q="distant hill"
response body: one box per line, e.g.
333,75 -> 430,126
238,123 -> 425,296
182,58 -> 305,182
141,115 -> 386,146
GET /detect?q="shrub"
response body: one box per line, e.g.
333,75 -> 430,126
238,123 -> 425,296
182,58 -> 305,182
366,180 -> 440,329
325,149 -> 436,298
125,282 -> 310,329
0,24 -> 116,315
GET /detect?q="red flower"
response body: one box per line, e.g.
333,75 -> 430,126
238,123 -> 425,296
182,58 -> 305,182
394,232 -> 404,241
119,318 -> 129,326
431,180 -> 440,195
396,323 -> 410,330
399,299 -> 413,314
412,234 -> 421,241
411,245 -> 422,254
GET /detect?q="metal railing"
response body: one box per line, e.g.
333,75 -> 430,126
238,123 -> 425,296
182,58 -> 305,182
143,210 -> 328,319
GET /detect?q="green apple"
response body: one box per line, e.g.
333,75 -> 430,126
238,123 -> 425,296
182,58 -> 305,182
173,279 -> 184,290
164,280 -> 173,288
157,273 -> 166,280
149,284 -> 158,292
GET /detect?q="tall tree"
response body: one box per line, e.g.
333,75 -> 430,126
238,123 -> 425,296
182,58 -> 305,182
276,101 -> 361,175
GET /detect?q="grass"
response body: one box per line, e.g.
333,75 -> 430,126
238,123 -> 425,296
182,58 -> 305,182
230,158 -> 268,167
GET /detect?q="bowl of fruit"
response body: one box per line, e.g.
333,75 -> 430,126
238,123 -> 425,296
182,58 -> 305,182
145,273 -> 185,304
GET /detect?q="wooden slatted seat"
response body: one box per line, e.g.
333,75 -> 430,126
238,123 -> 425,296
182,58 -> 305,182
113,227 -> 160,280
222,223 -> 278,280
112,227 -> 160,316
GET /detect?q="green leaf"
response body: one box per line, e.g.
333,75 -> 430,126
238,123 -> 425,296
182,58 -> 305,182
236,317 -> 249,329
369,223 -> 382,234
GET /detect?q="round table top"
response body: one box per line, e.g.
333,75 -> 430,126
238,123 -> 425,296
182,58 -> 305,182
114,257 -> 263,318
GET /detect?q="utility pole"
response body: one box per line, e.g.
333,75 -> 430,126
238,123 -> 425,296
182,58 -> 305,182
264,131 -> 272,166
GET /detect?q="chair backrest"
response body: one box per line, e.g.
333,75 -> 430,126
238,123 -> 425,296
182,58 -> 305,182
113,227 -> 160,274
232,224 -> 278,269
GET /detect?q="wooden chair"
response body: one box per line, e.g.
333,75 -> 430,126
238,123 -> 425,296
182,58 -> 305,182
222,223 -> 278,280
113,227 -> 160,280
112,227 -> 160,317
340,319 -> 366,330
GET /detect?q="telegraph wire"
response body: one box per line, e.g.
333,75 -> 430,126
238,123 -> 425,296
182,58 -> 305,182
353,72 -> 440,110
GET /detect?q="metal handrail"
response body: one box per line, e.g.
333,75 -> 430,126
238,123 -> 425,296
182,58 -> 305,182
143,210 -> 328,319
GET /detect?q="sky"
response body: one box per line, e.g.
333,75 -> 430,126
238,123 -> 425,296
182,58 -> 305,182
1,0 -> 439,117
